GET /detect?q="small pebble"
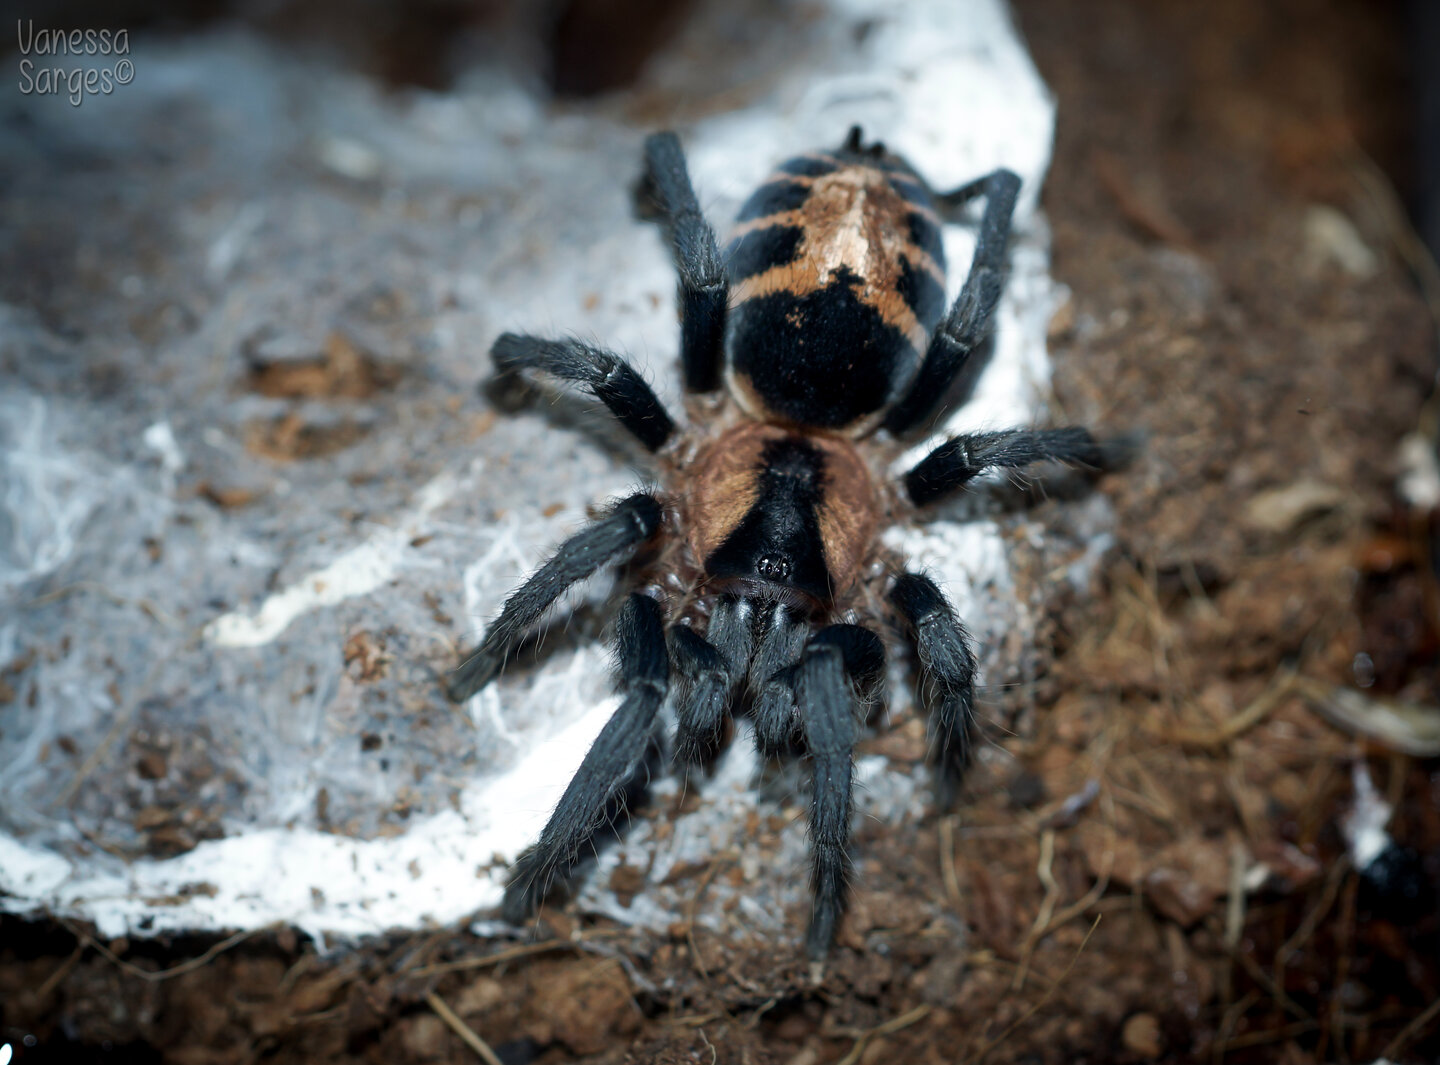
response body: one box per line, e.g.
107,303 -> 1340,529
1121,1012 -> 1163,1058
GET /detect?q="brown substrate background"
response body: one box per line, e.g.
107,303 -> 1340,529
3,0 -> 1438,1062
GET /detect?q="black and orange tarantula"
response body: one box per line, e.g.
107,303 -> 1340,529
448,127 -> 1107,958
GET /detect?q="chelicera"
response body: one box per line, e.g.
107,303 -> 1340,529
448,127 -> 1107,958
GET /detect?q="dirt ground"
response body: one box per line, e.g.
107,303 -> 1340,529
4,0 -> 1439,1062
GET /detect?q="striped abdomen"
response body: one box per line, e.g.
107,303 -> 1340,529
724,149 -> 947,435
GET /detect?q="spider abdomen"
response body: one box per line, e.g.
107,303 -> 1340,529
724,147 -> 948,435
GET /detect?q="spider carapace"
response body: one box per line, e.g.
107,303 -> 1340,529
449,127 -> 1108,959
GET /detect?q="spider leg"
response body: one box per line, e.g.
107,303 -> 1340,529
641,132 -> 728,393
447,493 -> 662,702
888,573 -> 977,806
668,596 -> 754,765
932,172 -> 999,212
491,333 -> 676,452
883,168 -> 1022,435
749,602 -> 810,756
903,426 -> 1104,507
502,593 -> 669,921
798,624 -> 885,958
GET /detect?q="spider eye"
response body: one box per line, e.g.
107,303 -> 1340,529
756,554 -> 792,580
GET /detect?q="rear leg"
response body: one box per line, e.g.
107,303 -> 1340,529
883,168 -> 1022,435
640,132 -> 728,393
490,333 -> 677,453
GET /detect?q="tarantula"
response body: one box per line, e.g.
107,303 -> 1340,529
448,127 -> 1106,958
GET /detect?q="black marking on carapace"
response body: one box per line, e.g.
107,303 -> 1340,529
777,155 -> 840,178
704,435 -> 833,604
907,210 -> 945,265
726,225 -> 804,282
728,266 -> 913,429
736,180 -> 814,222
897,257 -> 946,332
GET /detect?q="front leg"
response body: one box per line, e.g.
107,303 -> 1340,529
447,493 -> 662,701
903,426 -> 1104,507
888,573 -> 977,805
668,596 -> 753,765
797,624 -> 884,959
749,602 -> 810,756
502,593 -> 669,921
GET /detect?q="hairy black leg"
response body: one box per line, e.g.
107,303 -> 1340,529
668,597 -> 754,765
883,169 -> 1023,435
889,574 -> 977,805
809,624 -> 887,691
749,603 -> 809,755
752,664 -> 799,757
798,624 -> 884,958
491,333 -> 676,452
904,426 -> 1104,507
447,493 -> 662,701
502,593 -> 669,922
933,172 -> 995,211
641,132 -> 728,393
